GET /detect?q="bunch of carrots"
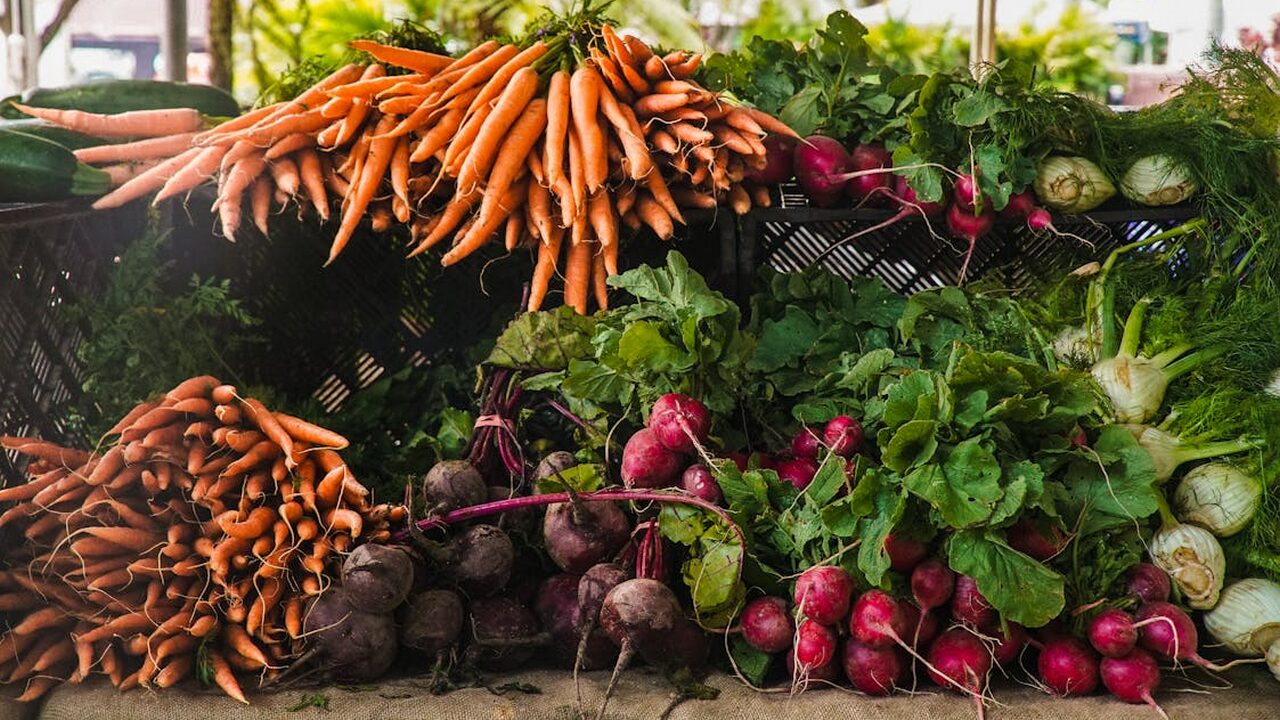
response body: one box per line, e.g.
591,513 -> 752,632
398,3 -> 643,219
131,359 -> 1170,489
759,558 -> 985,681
0,376 -> 400,702
19,23 -> 794,314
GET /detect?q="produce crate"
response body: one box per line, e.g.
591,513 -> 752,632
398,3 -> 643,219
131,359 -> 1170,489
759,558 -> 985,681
738,185 -> 1200,295
0,200 -> 146,484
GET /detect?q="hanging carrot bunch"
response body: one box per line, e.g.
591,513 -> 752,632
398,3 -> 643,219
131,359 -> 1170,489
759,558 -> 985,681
0,377 -> 400,702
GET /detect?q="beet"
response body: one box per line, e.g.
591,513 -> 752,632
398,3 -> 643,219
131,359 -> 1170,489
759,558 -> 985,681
534,451 -> 578,482
399,589 -> 464,655
599,579 -> 683,656
1125,563 -> 1171,604
468,597 -> 541,671
486,486 -> 539,535
951,575 -> 996,628
843,639 -> 906,695
422,460 -> 486,513
746,134 -> 798,185
341,543 -> 414,613
823,416 -> 864,457
304,590 -> 398,680
793,565 -> 854,625
648,393 -> 711,454
883,534 -> 928,572
777,457 -> 819,491
740,596 -> 794,653
790,426 -> 822,460
644,618 -> 708,669
543,499 -> 630,573
680,464 -> 722,504
578,563 -> 629,627
621,428 -> 684,488
1038,636 -> 1100,696
449,524 -> 514,596
794,135 -> 852,208
535,573 -> 616,669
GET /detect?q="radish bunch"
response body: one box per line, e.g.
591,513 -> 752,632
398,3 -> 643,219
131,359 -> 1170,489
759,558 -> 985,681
621,393 -> 713,489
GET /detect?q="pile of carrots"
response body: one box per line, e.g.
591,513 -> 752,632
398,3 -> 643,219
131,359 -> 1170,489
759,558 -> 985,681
19,25 -> 794,314
0,376 -> 400,702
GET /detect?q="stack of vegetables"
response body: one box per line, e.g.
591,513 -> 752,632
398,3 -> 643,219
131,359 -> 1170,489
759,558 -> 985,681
15,12 -> 793,316
0,377 -> 399,702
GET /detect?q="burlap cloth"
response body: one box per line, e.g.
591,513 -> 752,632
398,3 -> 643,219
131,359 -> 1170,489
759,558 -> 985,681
0,666 -> 1270,720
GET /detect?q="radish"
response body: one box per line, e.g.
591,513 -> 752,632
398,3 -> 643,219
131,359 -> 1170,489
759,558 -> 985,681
542,498 -> 630,573
794,135 -> 852,208
680,464 -> 722,504
785,645 -> 838,685
777,457 -> 819,490
884,534 -> 928,572
793,619 -> 838,669
842,639 -> 906,696
790,426 -> 822,460
926,628 -> 993,718
745,134 -> 798,185
810,176 -> 950,265
953,174 -> 979,210
910,558 -> 955,614
728,451 -> 776,472
1135,601 -> 1247,671
1006,517 -> 1067,561
648,393 -> 710,454
1126,563 -> 1171,603
621,428 -> 683,488
946,199 -> 996,282
823,416 -> 864,457
849,590 -> 911,648
901,601 -> 940,647
740,596 -> 793,653
951,575 -> 996,629
844,143 -> 893,205
893,174 -> 946,216
990,621 -> 1028,667
1088,608 -> 1139,658
1001,189 -> 1036,219
793,565 -> 854,625
1100,649 -> 1166,717
1038,636 -> 1100,696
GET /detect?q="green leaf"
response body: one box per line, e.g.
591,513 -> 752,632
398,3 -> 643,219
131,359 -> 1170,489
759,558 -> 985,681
881,420 -> 939,474
617,321 -> 688,371
535,464 -> 606,494
750,306 -> 821,372
561,360 -> 628,405
485,307 -> 596,370
947,530 -> 1065,627
729,636 -> 772,686
715,462 -> 771,515
858,483 -> 907,587
954,389 -> 989,431
1063,425 -> 1160,535
883,372 -> 937,429
951,90 -> 1008,127
804,452 -> 847,506
832,348 -> 896,392
435,407 -> 473,460
903,438 -> 1002,527
779,86 -> 823,138
990,460 -> 1044,525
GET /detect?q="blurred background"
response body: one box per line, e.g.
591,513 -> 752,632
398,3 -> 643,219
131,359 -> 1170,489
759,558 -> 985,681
0,0 -> 1276,107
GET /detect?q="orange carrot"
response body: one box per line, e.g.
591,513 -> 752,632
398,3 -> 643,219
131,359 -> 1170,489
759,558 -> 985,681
476,97 -> 546,222
205,649 -> 247,703
588,191 -> 619,248
390,135 -> 410,209
442,177 -> 528,267
443,98 -> 497,174
349,40 -> 452,74
220,439 -> 281,477
737,106 -> 798,138
264,131 -> 313,160
456,66 -> 539,194
434,44 -> 519,107
569,67 -> 607,192
544,70 -> 571,189
669,53 -> 703,79
528,226 -> 564,312
440,39 -> 500,75
407,192 -> 477,257
219,507 -> 276,540
635,194 -> 675,239
328,71 -> 413,100
563,238 -> 592,314
644,169 -> 685,223
504,212 -> 525,252
92,146 -> 202,209
327,114 -> 398,265
12,103 -> 203,138
644,54 -> 667,81
320,94 -> 353,119
589,47 -> 633,103
74,132 -> 198,164
297,148 -> 329,221
463,41 -> 547,119
597,86 -> 653,180
527,178 -> 553,244
407,104 -> 466,162
567,126 -> 586,221
250,176 -> 272,234
269,155 -> 300,195
272,412 -> 349,449
603,235 -> 619,277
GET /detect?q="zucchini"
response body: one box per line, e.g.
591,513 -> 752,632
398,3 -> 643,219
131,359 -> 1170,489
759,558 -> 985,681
0,129 -> 112,202
0,119 -> 103,150
1,80 -> 239,119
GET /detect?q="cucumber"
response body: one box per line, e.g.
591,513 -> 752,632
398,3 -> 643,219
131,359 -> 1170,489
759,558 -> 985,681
0,119 -> 103,150
0,129 -> 112,202
1,80 -> 239,119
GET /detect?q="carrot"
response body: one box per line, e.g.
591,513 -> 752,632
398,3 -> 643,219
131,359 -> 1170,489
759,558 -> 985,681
591,246 -> 610,311
154,655 -> 193,688
241,398 -> 295,465
476,97 -> 546,222
456,66 -> 539,194
327,71 -> 411,100
644,169 -> 684,223
349,40 -> 452,74
77,612 -> 157,644
635,194 -> 675,240
219,507 -> 276,540
206,649 -> 247,703
284,597 -> 305,639
216,151 -> 267,207
15,676 -> 59,702
92,146 -> 203,209
320,94 -> 353,119
569,67 -> 607,192
528,178 -> 553,244
669,53 -> 703,79
589,47 -> 633,103
269,155 -> 300,195
737,106 -> 799,138
408,104 -> 466,162
543,70 -> 572,190
567,126 -> 586,221
75,132 -> 198,165
644,54 -> 667,81
407,192 -> 477,257
248,177 -> 271,235
12,103 -> 203,138
325,115 -> 397,264
443,96 -> 498,174
262,132 -> 311,162
440,39 -> 500,75
165,375 -> 218,402
223,623 -> 268,667
441,177 -> 527,267
527,226 -> 564,312
323,508 -> 364,538
297,149 -> 329,220
597,86 -> 653,180
270,412 -> 348,450
193,102 -> 283,144
187,614 -> 218,638
82,526 -> 160,552
4,439 -> 87,468
10,607 -> 66,636
504,212 -> 525,252
464,41 -> 548,119
391,136 -> 410,208
434,44 -> 520,108
669,122 -> 714,145
604,28 -> 649,95
376,94 -> 424,115
563,237 -> 592,314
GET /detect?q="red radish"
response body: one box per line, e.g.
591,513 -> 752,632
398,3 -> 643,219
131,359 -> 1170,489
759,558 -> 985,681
823,416 -> 864,457
727,451 -> 776,472
844,143 -> 893,205
790,426 -> 822,460
849,590 -> 910,648
1000,189 -> 1036,218
794,135 -> 852,208
953,173 -> 979,210
946,199 -> 996,282
893,175 -> 946,216
901,602 -> 940,647
884,534 -> 928,572
793,619 -> 838,669
1100,649 -> 1166,717
842,639 -> 906,696
1007,517 -> 1066,561
1069,426 -> 1089,448
777,457 -> 819,490
745,134 -> 798,185
1038,636 -> 1100,696
740,596 -> 793,654
910,558 -> 955,614
648,393 -> 710,454
793,565 -> 854,625
1135,601 -> 1240,671
680,464 -> 722,504
927,628 -> 993,718
1126,564 -> 1171,603
786,646 -> 838,684
1089,608 -> 1139,658
990,622 -> 1028,667
951,575 -> 996,629
621,429 -> 683,488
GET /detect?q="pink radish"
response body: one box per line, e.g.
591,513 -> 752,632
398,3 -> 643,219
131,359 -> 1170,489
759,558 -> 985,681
745,134 -> 797,185
1007,518 -> 1067,561
621,428 -> 684,488
990,622 -> 1028,667
777,457 -> 819,490
1088,608 -> 1139,658
1100,649 -> 1167,718
849,590 -> 911,648
793,619 -> 838,669
680,464 -> 722,504
844,143 -> 893,205
786,644 -> 838,685
842,639 -> 906,696
740,596 -> 793,654
883,534 -> 928,572
793,565 -> 853,625
823,416 -> 864,457
951,575 -> 996,629
648,393 -> 710,454
1038,636 -> 1100,696
953,174 -> 979,210
893,175 -> 946,216
790,426 -> 822,460
927,628 -> 993,719
900,601 -> 940,647
1135,601 -> 1252,671
910,558 -> 956,614
946,199 -> 996,283
1126,563 -> 1171,603
1000,189 -> 1036,218
727,451 -> 776,472
794,135 -> 852,208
